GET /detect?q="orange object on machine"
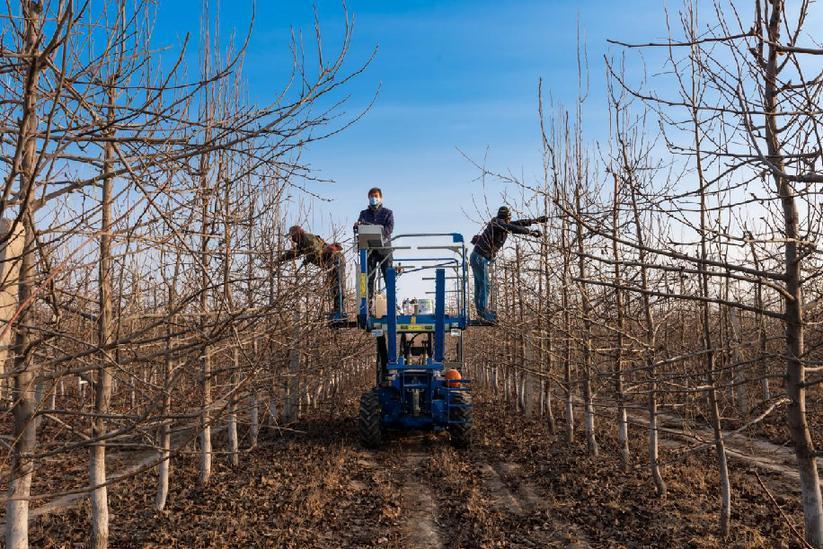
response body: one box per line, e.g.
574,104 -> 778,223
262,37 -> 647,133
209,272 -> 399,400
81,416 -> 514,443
444,369 -> 462,388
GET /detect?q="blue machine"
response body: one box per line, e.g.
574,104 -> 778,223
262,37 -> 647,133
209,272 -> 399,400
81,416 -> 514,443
351,229 -> 473,448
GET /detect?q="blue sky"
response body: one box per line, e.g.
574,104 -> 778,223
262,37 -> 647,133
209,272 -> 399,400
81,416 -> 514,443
153,0 -> 668,225
152,0 -> 671,298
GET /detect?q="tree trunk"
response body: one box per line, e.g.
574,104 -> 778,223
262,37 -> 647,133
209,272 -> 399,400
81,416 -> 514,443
89,84 -> 116,549
748,237 -> 770,401
762,3 -> 823,544
575,183 -> 597,456
155,294 -> 173,511
683,25 -> 732,530
284,311 -> 300,423
227,347 -> 239,466
0,219 -> 24,406
628,180 -> 666,498
5,5 -> 42,546
560,209 -> 574,443
197,142 -> 212,486
198,345 -> 212,486
611,173 -> 629,470
249,336 -> 259,448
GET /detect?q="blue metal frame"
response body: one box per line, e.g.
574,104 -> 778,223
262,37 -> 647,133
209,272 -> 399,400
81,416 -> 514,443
353,232 -> 472,433
386,267 -> 398,363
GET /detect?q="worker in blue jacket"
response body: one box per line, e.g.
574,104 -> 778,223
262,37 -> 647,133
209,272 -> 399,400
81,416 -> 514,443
355,187 -> 395,301
470,206 -> 547,323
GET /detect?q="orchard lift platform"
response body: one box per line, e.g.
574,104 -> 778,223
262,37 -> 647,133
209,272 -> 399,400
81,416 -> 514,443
331,224 -> 475,448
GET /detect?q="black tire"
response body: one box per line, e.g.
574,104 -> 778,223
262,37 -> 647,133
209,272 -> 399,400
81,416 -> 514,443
449,391 -> 473,449
359,390 -> 383,448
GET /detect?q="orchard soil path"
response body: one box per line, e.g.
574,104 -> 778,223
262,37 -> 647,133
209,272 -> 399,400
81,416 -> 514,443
24,390 -> 589,548
627,407 -> 807,488
21,389 -> 810,547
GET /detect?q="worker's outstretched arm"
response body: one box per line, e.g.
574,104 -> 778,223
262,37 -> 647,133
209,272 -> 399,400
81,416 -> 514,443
493,218 -> 531,235
511,215 -> 549,226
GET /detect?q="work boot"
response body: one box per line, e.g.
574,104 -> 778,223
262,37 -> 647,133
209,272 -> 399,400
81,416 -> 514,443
474,309 -> 498,326
328,310 -> 348,327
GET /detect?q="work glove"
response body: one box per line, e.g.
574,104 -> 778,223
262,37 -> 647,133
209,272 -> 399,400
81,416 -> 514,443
529,230 -> 542,238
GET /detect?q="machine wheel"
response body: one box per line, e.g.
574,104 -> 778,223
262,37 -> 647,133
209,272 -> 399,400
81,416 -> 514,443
359,390 -> 383,448
449,392 -> 473,449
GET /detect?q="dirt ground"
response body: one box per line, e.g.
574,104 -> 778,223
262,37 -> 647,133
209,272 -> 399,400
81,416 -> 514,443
15,386 -> 811,548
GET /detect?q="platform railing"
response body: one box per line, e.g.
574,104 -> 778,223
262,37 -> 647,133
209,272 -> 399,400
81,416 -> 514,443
354,232 -> 469,329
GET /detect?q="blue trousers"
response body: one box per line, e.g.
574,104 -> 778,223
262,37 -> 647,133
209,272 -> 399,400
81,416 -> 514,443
470,250 -> 490,316
367,249 -> 392,301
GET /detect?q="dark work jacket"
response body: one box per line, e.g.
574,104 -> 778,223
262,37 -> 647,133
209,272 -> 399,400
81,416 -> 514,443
278,232 -> 328,267
472,217 -> 532,260
357,205 -> 394,240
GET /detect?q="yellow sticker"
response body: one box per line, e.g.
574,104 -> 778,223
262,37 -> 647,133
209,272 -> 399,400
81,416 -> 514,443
411,316 -> 416,324
359,273 -> 367,296
398,324 -> 434,332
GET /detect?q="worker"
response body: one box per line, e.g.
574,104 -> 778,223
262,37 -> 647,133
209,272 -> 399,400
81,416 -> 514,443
277,225 -> 346,317
354,187 -> 395,301
470,206 -> 547,323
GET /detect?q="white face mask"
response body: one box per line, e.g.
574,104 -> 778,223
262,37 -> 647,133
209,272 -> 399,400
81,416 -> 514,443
369,196 -> 381,206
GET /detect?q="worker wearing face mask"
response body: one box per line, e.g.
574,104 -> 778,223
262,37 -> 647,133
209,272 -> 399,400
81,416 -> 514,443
354,187 -> 395,301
